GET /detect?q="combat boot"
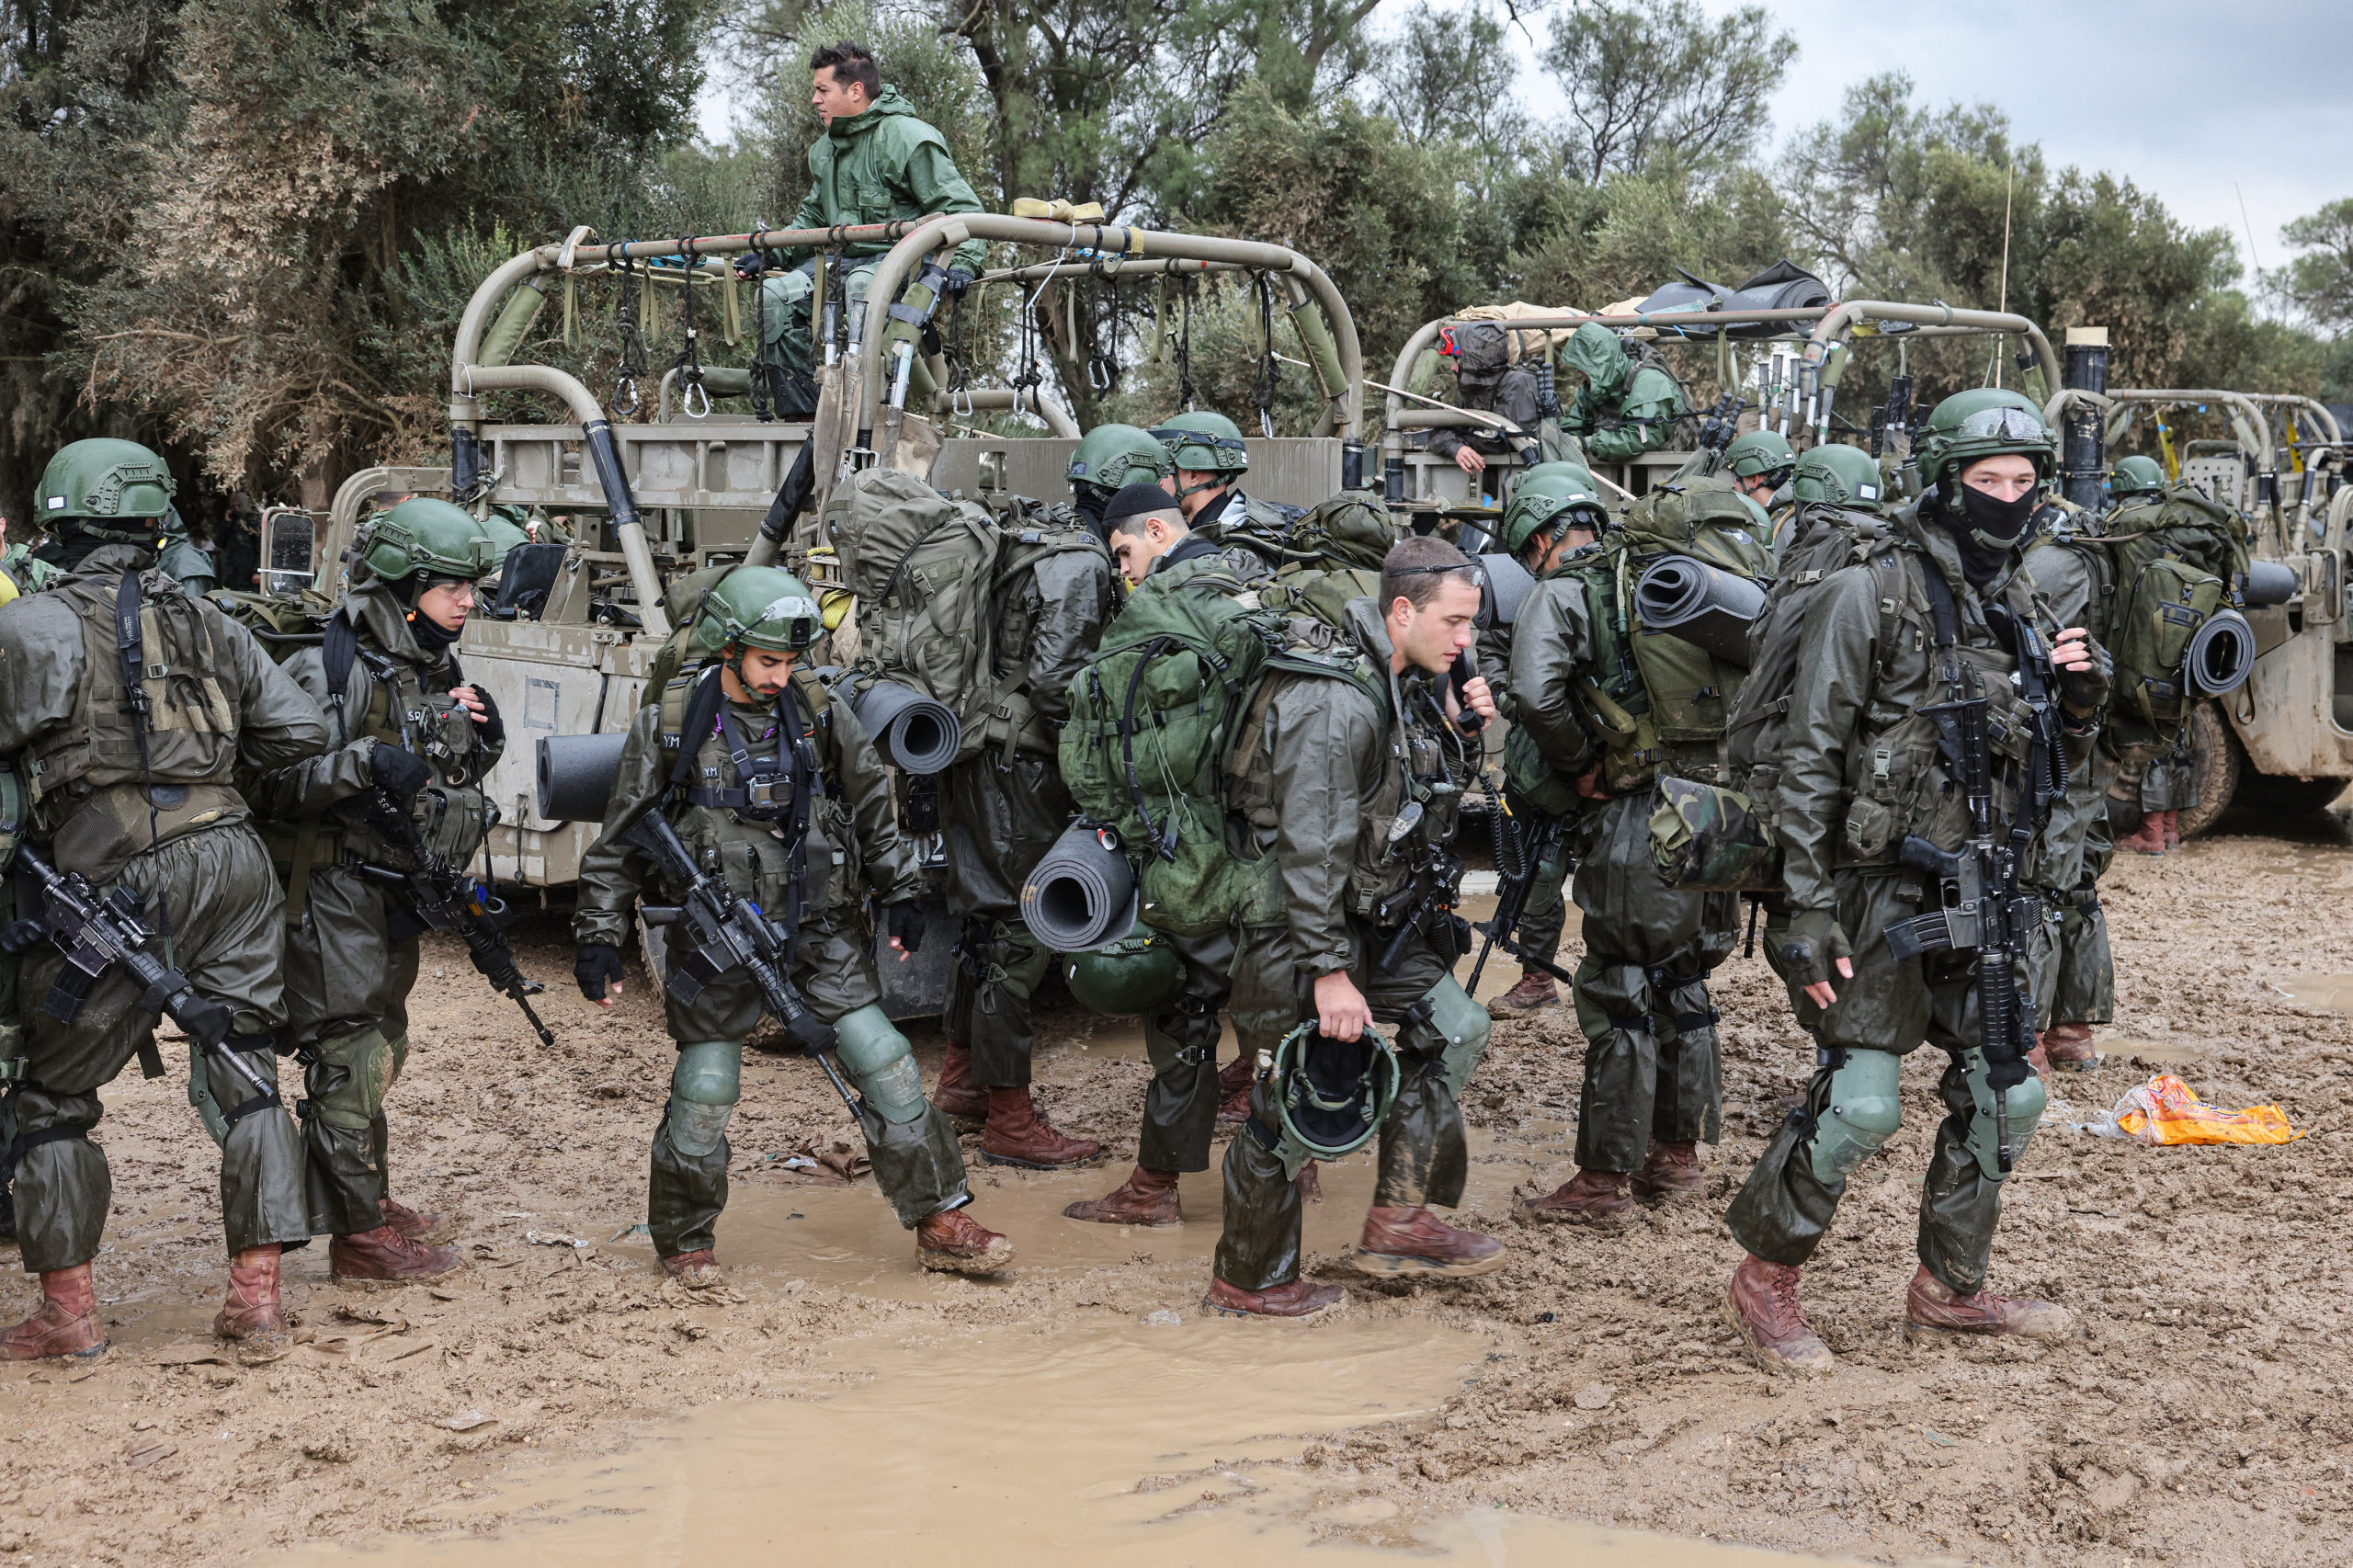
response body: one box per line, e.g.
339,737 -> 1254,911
915,1208 -> 1015,1274
2161,810 -> 2183,849
1519,1168 -> 1632,1221
2040,1022 -> 2102,1074
1203,1276 -> 1346,1319
661,1249 -> 722,1289
2116,812 -> 2167,855
931,1041 -> 987,1121
1631,1141 -> 1706,1201
0,1264 -> 106,1360
1214,1055 -> 1256,1125
381,1195 -> 457,1245
1488,972 -> 1559,1017
1725,1254 -> 1834,1376
1905,1267 -> 2073,1341
1353,1206 -> 1505,1278
215,1246 -> 292,1360
1062,1165 -> 1180,1226
330,1224 -> 462,1289
980,1087 -> 1103,1170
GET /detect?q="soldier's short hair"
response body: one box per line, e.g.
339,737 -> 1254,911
1380,536 -> 1475,615
811,41 -> 881,100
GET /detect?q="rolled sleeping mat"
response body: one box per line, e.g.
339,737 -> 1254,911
2185,608 -> 2257,697
1475,552 -> 1538,628
537,732 -> 630,824
2239,560 -> 2299,608
1633,554 -> 1768,667
849,680 -> 961,773
1020,821 -> 1137,953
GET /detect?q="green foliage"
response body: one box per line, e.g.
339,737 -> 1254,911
1541,0 -> 1798,184
2269,199 -> 2353,333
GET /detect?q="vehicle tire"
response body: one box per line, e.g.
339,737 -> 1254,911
2174,702 -> 2241,840
2233,770 -> 2350,816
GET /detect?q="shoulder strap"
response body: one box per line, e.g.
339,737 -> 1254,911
667,665 -> 727,791
321,609 -> 359,744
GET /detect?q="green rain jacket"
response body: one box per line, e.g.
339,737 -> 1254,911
1561,322 -> 1687,464
790,87 -> 987,275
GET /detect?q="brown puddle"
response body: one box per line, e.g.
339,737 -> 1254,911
2279,974 -> 2353,1014
266,1318 -> 1820,1568
2093,1036 -> 2209,1065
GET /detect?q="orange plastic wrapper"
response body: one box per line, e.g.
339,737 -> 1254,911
2102,1074 -> 2303,1147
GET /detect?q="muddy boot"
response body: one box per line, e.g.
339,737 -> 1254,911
1353,1205 -> 1505,1278
1203,1276 -> 1346,1319
1296,1160 -> 1323,1204
1725,1253 -> 1834,1377
1215,1055 -> 1256,1125
2162,810 -> 2183,850
329,1225 -> 463,1290
1519,1168 -> 1633,1221
931,1040 -> 988,1122
1488,972 -> 1559,1017
980,1087 -> 1103,1170
381,1196 -> 457,1246
915,1208 -> 1015,1274
1631,1141 -> 1705,1201
1062,1165 -> 1181,1226
215,1246 -> 292,1362
661,1249 -> 722,1289
1905,1266 -> 2073,1341
1,1264 -> 106,1361
2116,812 -> 2167,856
2040,1022 -> 2103,1074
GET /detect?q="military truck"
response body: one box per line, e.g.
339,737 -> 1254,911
257,213 -> 1372,1011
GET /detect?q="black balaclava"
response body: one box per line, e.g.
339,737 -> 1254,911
407,575 -> 466,653
1937,482 -> 2036,587
1073,482 -> 1111,528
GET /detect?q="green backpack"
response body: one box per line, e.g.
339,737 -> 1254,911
1257,493 -> 1400,629
1058,554 -> 1280,937
2097,485 -> 2250,753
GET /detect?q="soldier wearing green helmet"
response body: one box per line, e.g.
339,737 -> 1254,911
574,565 -> 1016,1283
1151,409 -> 1297,571
2106,454 -> 2165,505
0,437 -> 330,1360
1559,321 -> 1691,464
1721,390 -> 2113,1377
1788,442 -> 1885,512
1065,423 -> 1174,533
1717,428 -> 1799,553
248,496 -> 508,1287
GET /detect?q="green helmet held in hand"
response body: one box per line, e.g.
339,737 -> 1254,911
1062,920 -> 1183,1015
1068,423 -> 1174,493
37,438 -> 176,539
1152,410 -> 1251,476
1790,443 -> 1886,511
691,564 -> 823,655
1912,388 -> 2056,491
361,498 -> 498,585
1500,461 -> 1608,554
2109,454 -> 2165,499
1722,429 -> 1797,483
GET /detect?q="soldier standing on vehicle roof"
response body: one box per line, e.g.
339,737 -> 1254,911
0,438 -> 329,1361
574,567 -> 1014,1282
1066,424 -> 1175,537
1721,392 -> 2110,1376
1204,536 -> 1502,1317
1154,410 -> 1298,571
248,500 -> 509,1288
755,41 -> 988,419
1558,322 -> 1689,466
1480,464 -> 1612,1019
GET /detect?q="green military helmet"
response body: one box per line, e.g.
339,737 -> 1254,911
1062,919 -> 1183,1015
1913,388 -> 2057,490
37,438 -> 176,536
1068,423 -> 1174,492
691,564 -> 823,654
1269,1020 -> 1403,1160
2109,454 -> 2165,499
1152,410 -> 1251,475
1790,443 -> 1885,510
1499,461 -> 1608,553
1723,428 -> 1797,483
361,498 -> 498,585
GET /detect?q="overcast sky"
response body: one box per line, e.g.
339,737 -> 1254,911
710,0 -> 2349,286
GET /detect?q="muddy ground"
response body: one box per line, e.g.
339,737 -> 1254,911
3,806 -> 2350,1566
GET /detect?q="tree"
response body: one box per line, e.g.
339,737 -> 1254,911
2268,199 -> 2353,334
1540,0 -> 1795,185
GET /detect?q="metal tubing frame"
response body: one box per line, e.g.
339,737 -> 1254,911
2077,389 -> 2277,470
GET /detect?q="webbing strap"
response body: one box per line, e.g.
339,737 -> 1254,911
11,1121 -> 91,1161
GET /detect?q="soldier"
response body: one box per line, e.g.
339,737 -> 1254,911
1065,424 -> 1175,535
1153,410 -> 1294,570
157,506 -> 220,596
249,500 -> 507,1286
0,509 -> 58,601
928,472 -> 1118,1169
1721,393 -> 2110,1374
756,41 -> 987,418
0,438 -> 328,1359
2101,456 -> 2185,855
1425,322 -> 1563,479
1481,463 -> 1613,1018
1205,535 -> 1501,1317
574,567 -> 1012,1281
1559,322 -> 1689,465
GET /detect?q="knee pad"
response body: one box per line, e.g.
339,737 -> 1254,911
306,1027 -> 394,1133
665,1040 -> 743,1159
1419,974 -> 1491,1099
1806,1049 -> 1904,1187
833,1004 -> 926,1124
1966,1065 -> 2049,1178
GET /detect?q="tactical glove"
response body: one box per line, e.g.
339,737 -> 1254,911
2054,635 -> 2113,717
1778,909 -> 1851,993
886,900 -> 926,953
466,683 -> 506,748
574,943 -> 624,1001
939,267 -> 975,299
370,742 -> 433,804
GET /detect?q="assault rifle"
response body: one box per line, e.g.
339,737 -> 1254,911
1466,796 -> 1577,991
1370,804 -> 1471,975
620,808 -> 860,1114
356,789 -> 555,1048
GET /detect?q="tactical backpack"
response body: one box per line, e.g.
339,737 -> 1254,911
1058,556 -> 1280,936
971,494 -> 1112,761
1256,493 -> 1399,630
2095,485 -> 2250,756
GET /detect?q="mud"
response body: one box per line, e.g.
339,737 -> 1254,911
3,805 -> 2351,1564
